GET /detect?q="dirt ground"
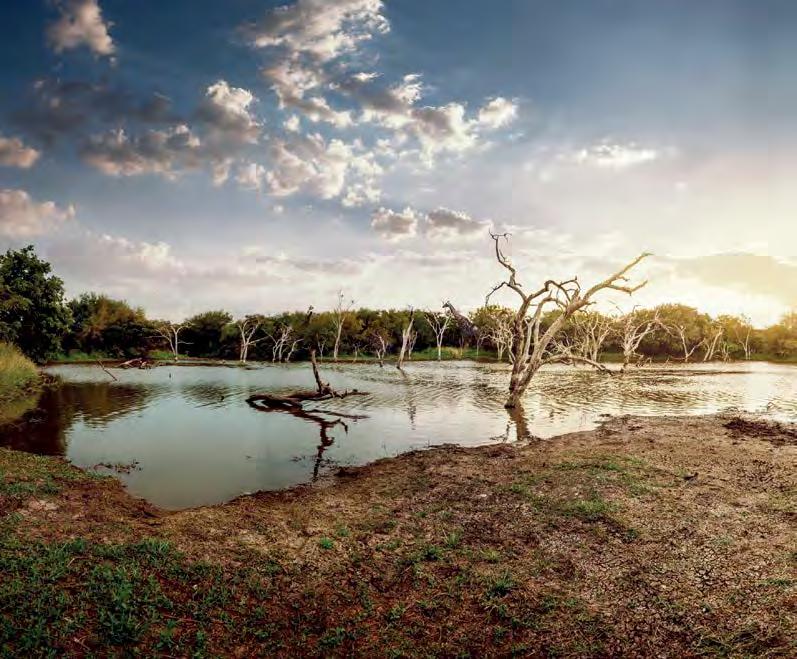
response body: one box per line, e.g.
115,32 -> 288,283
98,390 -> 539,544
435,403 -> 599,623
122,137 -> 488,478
1,413 -> 795,657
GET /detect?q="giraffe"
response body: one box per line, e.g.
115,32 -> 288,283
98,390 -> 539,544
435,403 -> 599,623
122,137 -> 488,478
442,301 -> 479,348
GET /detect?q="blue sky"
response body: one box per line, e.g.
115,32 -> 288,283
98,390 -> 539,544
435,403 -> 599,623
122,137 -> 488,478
0,0 -> 795,324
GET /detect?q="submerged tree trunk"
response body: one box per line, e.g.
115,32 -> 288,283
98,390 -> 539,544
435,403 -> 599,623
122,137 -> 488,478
396,310 -> 415,370
483,232 -> 649,408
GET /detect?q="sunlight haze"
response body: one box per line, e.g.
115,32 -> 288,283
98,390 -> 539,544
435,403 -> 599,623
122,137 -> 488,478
0,0 -> 795,325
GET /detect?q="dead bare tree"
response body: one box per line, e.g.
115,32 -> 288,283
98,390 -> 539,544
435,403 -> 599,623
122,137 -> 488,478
407,329 -> 418,360
424,310 -> 452,360
703,325 -> 724,362
268,324 -> 295,363
486,232 -> 650,408
396,308 -> 416,370
667,324 -> 704,363
332,290 -> 354,362
369,331 -> 389,367
285,337 -> 302,363
572,311 -> 615,363
154,321 -> 192,361
485,308 -> 516,363
235,316 -> 267,363
616,308 -> 660,370
734,317 -> 753,360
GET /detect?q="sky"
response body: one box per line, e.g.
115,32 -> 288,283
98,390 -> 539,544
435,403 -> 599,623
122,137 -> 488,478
0,0 -> 795,326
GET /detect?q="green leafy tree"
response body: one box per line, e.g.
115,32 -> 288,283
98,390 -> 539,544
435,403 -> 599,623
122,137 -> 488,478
183,310 -> 233,357
761,311 -> 797,358
67,293 -> 151,357
0,246 -> 71,362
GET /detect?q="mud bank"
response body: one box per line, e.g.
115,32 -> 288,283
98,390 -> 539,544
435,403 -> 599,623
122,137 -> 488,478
1,414 -> 795,657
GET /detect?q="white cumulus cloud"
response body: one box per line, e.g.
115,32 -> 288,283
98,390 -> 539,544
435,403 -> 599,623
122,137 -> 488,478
426,207 -> 489,239
0,189 -> 74,238
47,0 -> 115,56
0,135 -> 41,169
265,132 -> 382,200
477,97 -> 518,130
196,80 -> 261,145
370,206 -> 419,241
242,0 -> 389,61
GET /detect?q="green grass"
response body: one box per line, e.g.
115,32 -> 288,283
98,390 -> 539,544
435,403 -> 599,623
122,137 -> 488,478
51,349 -> 176,363
0,447 -> 102,512
0,343 -> 39,402
560,496 -> 616,522
0,537 -> 225,654
50,349 -> 113,363
750,352 -> 797,364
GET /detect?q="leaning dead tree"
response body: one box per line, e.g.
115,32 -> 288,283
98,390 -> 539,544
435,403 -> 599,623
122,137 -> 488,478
235,315 -> 267,363
332,290 -> 354,362
667,324 -> 704,363
424,309 -> 452,360
702,324 -> 724,362
396,308 -> 416,370
486,232 -> 650,408
617,308 -> 660,370
154,321 -> 192,361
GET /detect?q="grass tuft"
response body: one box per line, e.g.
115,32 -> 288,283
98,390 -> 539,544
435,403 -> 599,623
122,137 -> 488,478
0,342 -> 39,401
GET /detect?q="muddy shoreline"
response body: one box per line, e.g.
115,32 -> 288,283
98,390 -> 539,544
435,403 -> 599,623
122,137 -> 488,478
1,413 -> 795,656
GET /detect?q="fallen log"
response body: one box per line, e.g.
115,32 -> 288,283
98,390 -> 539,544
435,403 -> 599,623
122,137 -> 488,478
96,359 -> 118,382
118,357 -> 156,369
245,350 -> 367,411
246,349 -> 369,480
245,389 -> 366,410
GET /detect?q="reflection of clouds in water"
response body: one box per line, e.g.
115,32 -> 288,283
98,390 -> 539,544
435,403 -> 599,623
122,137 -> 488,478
0,382 -> 154,454
3,361 -> 795,509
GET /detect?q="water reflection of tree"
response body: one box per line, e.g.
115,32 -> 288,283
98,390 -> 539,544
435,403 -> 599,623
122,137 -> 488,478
246,398 -> 365,481
488,405 -> 535,443
0,382 -> 153,455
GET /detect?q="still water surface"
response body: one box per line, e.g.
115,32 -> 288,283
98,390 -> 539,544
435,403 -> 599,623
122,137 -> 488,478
1,361 -> 795,509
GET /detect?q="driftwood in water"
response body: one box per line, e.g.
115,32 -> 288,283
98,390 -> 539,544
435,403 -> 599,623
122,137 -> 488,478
96,359 -> 118,381
246,349 -> 369,480
246,349 -> 367,411
118,357 -> 156,369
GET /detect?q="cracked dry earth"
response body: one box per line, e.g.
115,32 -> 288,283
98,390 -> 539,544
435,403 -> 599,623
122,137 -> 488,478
1,413 -> 796,657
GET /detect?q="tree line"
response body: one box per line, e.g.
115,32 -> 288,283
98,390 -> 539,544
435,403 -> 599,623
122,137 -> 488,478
1,245 -> 795,364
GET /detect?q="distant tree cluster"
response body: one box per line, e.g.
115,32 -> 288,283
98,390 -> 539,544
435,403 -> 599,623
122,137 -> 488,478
1,245 -> 796,364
